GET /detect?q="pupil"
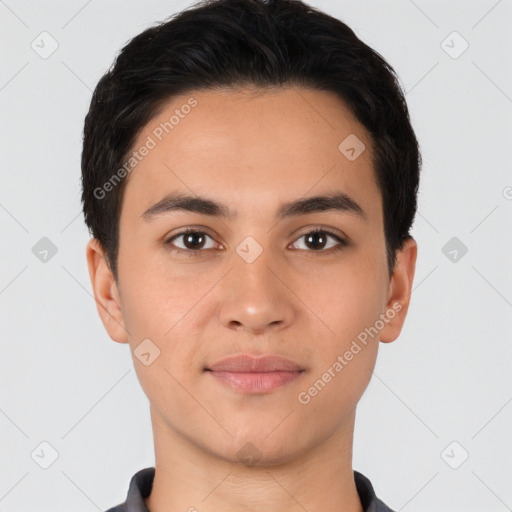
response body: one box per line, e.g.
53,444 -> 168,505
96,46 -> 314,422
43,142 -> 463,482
185,232 -> 204,249
307,232 -> 325,249
182,232 -> 328,251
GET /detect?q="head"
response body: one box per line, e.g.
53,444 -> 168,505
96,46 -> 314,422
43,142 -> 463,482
83,0 -> 419,466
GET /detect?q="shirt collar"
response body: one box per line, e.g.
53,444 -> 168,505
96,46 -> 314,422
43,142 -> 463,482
107,467 -> 395,512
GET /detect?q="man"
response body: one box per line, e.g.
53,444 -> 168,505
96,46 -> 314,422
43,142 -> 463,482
82,1 -> 419,510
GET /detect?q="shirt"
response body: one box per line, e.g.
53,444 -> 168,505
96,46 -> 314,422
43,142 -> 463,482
105,467 -> 396,512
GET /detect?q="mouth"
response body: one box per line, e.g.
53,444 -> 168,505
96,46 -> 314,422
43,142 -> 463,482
204,354 -> 305,394
206,369 -> 304,393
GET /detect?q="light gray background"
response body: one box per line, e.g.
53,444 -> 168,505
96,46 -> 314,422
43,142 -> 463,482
1,0 -> 511,511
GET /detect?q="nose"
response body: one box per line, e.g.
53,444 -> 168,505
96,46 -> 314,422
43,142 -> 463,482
218,249 -> 295,335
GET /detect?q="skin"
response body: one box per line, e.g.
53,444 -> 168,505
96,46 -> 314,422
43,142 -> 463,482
86,86 -> 417,512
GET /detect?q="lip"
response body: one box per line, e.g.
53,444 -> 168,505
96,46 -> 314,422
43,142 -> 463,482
206,354 -> 303,372
205,354 -> 304,394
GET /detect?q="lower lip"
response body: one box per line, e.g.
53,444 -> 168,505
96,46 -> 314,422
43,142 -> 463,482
207,370 -> 303,393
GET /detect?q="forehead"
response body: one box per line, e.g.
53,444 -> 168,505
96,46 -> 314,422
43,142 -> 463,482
120,86 -> 381,224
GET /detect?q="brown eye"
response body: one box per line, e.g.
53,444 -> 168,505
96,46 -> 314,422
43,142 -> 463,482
181,231 -> 207,249
305,231 -> 328,249
165,229 -> 217,254
291,229 -> 348,252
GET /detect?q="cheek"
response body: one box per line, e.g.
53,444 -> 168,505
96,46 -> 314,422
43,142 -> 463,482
118,248 -> 207,338
298,279 -> 382,417
119,269 -> 204,409
303,261 -> 386,403
118,255 -> 216,392
312,264 -> 387,348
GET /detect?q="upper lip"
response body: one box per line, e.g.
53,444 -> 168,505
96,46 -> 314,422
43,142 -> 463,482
206,354 -> 303,372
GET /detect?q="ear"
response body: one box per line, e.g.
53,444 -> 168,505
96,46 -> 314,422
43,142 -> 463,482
379,237 -> 417,344
85,238 -> 129,344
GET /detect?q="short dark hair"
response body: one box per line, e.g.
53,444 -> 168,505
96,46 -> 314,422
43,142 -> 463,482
81,0 -> 421,282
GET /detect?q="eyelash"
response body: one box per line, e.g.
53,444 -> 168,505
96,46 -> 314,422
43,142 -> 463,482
164,227 -> 348,257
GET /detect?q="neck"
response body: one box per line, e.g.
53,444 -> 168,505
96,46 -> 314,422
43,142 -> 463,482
145,405 -> 363,512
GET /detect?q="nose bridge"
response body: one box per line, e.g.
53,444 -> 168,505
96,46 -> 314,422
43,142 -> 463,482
236,244 -> 275,296
218,239 -> 293,333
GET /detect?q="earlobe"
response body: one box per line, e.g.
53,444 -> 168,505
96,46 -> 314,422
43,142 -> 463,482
85,238 -> 129,344
379,237 -> 417,344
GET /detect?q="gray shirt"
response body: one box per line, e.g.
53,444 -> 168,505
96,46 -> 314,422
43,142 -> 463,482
105,467 -> 396,512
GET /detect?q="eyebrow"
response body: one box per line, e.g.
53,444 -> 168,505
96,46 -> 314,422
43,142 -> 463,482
141,191 -> 367,222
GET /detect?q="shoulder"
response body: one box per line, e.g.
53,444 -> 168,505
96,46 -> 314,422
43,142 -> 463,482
354,470 -> 396,512
103,467 -> 155,512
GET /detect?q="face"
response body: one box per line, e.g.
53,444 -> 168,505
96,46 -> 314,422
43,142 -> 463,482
87,86 -> 416,465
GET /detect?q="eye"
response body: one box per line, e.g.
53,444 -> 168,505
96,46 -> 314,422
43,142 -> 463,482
165,228 -> 219,255
164,227 -> 348,257
290,228 -> 348,253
